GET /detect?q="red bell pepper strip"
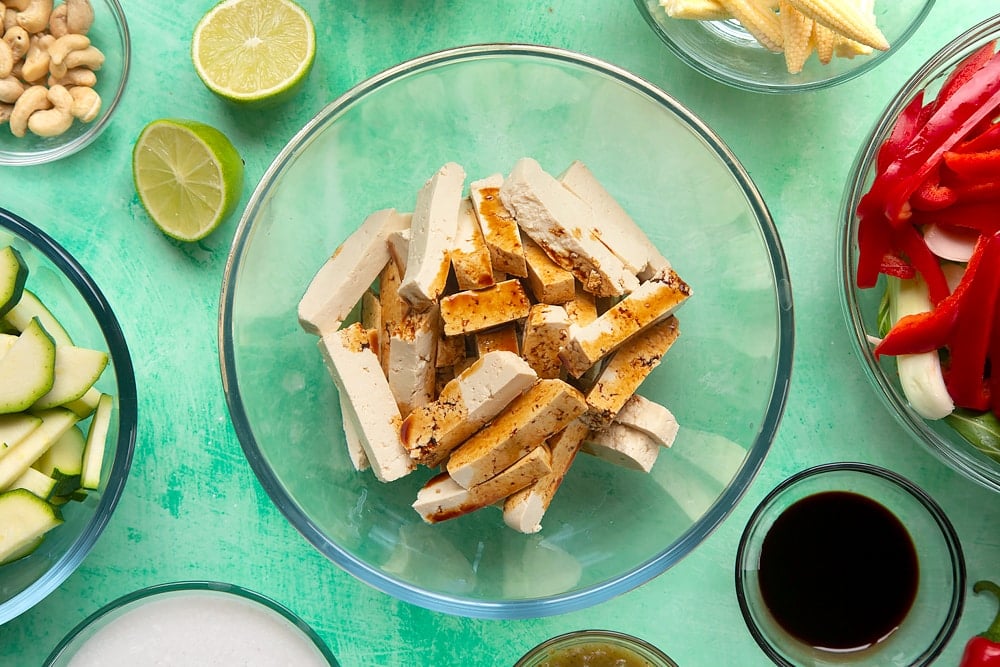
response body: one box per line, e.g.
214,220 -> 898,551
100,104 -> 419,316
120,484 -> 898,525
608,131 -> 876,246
855,202 -> 895,289
959,580 -> 1000,667
934,40 -> 998,113
881,49 -> 1000,225
879,254 -> 916,280
896,223 -> 951,304
911,162 -> 958,211
944,232 -> 1000,410
875,91 -> 927,174
874,234 -> 990,358
956,121 -> 1000,154
955,179 -> 1000,204
943,149 -> 1000,180
911,202 -> 1000,234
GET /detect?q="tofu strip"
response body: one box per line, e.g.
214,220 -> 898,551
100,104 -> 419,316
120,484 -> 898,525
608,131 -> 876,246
583,422 -> 660,472
521,304 -> 570,380
614,394 -> 679,448
470,174 -> 528,277
339,393 -> 370,472
500,158 -> 639,297
503,419 -> 589,534
399,162 -> 466,310
560,267 -> 691,378
447,379 -> 587,489
413,446 -> 552,524
522,236 -> 575,305
387,306 -> 440,416
439,279 -> 531,336
451,197 -> 495,290
319,324 -> 415,482
583,316 -> 681,429
559,160 -> 670,277
401,351 -> 537,467
474,324 -> 520,357
298,208 -> 410,335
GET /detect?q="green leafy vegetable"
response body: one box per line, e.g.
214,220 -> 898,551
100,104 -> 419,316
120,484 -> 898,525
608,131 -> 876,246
945,409 -> 1000,464
877,288 -> 892,338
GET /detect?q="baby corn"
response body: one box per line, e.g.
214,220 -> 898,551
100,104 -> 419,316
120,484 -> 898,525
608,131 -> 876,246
779,1 -> 813,74
659,0 -> 731,20
719,0 -> 783,52
812,21 -> 836,64
787,0 -> 888,51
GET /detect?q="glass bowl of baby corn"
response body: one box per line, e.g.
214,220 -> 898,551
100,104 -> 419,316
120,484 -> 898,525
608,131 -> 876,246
0,0 -> 130,166
0,206 -> 136,624
635,0 -> 934,92
220,44 -> 794,618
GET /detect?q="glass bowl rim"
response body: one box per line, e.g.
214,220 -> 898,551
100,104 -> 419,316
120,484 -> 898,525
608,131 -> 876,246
0,206 -> 137,625
837,14 -> 1000,494
0,0 -> 132,167
218,42 -> 795,619
42,580 -> 339,666
734,461 -> 966,666
632,0 -> 936,94
513,629 -> 679,666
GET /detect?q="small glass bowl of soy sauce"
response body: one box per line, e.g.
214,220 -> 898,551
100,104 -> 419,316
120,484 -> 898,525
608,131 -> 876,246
736,462 -> 965,666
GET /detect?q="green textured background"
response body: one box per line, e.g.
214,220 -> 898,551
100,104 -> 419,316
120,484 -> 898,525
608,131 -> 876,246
2,1 -> 1000,665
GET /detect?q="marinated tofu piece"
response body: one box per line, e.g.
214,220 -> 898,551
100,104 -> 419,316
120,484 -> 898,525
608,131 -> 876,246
470,174 -> 528,277
387,306 -> 440,416
522,236 -> 575,304
318,324 -> 415,482
339,393 -> 370,472
413,446 -> 552,524
559,160 -> 670,277
399,162 -> 466,310
474,324 -> 520,357
560,267 -> 691,378
378,259 -> 407,374
500,158 -> 639,297
503,419 -> 589,534
583,316 -> 680,429
565,283 -> 598,326
583,422 -> 660,472
447,379 -> 587,489
401,351 -> 537,467
521,304 -> 570,380
614,394 -> 678,448
299,208 -> 411,335
451,197 -> 495,290
360,289 -> 381,348
436,332 -> 466,369
439,279 -> 531,337
386,227 -> 411,275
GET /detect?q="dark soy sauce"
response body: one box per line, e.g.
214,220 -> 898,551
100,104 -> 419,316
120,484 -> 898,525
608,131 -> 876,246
758,491 -> 919,652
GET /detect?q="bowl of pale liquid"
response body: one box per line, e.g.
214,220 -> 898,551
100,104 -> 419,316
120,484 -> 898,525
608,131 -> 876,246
44,581 -> 338,666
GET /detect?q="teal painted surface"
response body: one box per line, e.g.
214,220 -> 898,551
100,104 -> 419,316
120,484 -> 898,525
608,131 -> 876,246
0,1 -> 999,665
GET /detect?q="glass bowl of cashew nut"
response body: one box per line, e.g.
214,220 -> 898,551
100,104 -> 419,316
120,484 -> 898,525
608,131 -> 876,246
0,0 -> 129,165
634,0 -> 935,93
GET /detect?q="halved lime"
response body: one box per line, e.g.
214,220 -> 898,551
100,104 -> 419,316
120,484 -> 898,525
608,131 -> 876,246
132,119 -> 244,242
191,0 -> 316,105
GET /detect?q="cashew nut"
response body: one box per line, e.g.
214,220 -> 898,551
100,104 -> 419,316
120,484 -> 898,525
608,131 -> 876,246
19,32 -> 50,82
62,43 -> 99,69
27,82 -> 71,136
47,65 -> 91,86
4,0 -> 29,11
3,25 -> 28,60
67,83 -> 96,121
47,31 -> 86,66
0,74 -> 23,102
15,0 -> 51,35
2,9 -> 16,33
0,102 -> 12,124
47,2 -> 66,37
8,82 -> 47,136
65,0 -> 92,35
0,38 -> 11,78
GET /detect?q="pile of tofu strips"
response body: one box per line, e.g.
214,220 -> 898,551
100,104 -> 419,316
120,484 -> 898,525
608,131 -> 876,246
298,158 -> 691,534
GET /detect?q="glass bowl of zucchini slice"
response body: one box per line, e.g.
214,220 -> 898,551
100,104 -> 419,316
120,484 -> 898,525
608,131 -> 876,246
0,206 -> 136,624
839,15 -> 1000,493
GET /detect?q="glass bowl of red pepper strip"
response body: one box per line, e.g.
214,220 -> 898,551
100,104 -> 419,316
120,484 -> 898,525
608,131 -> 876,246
840,14 -> 1000,493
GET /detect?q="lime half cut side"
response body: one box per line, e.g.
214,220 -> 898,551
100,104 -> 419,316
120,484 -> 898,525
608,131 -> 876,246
192,0 -> 316,104
132,119 -> 244,243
